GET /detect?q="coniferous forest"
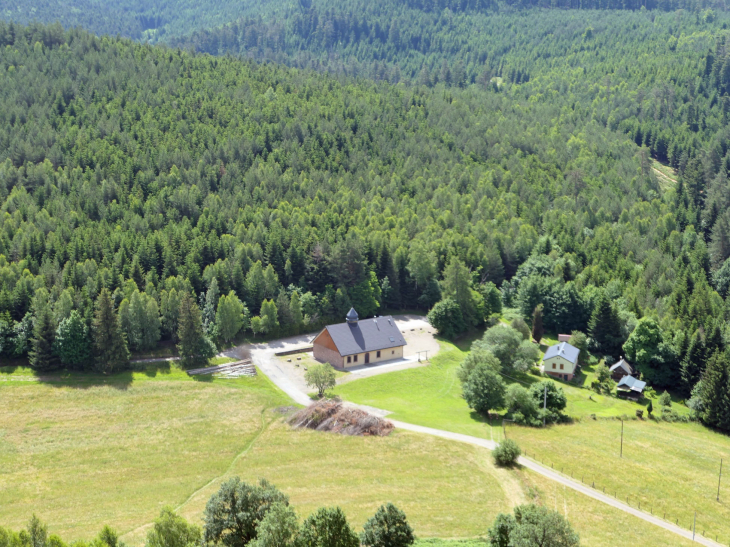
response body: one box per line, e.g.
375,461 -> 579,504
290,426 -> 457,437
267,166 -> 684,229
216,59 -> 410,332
2,0 -> 730,431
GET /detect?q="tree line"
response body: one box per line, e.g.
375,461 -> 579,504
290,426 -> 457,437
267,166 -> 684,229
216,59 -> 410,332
0,476 -> 580,547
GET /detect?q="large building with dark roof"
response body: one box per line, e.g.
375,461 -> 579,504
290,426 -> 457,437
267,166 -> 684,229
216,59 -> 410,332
312,308 -> 406,368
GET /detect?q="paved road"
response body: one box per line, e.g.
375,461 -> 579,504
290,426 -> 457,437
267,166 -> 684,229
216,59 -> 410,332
239,337 -> 722,546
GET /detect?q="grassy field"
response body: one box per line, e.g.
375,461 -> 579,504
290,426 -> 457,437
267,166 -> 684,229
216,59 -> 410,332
334,338 -> 729,541
507,419 -> 730,543
0,362 -> 509,545
333,339 -> 653,436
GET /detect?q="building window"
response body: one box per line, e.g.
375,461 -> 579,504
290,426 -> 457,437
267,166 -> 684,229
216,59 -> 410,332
377,351 -> 381,358
552,363 -> 556,369
347,356 -> 351,364
560,363 -> 564,370
392,350 -> 394,354
354,355 -> 358,362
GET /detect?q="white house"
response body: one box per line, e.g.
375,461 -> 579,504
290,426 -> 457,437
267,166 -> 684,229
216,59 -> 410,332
542,341 -> 580,381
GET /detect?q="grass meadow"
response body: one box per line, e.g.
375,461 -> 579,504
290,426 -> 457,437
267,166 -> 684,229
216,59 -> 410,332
334,338 -> 730,543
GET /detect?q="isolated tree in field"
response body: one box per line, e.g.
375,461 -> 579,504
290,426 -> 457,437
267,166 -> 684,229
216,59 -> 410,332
177,292 -> 216,368
646,399 -> 653,417
360,503 -> 415,547
29,290 -> 59,371
204,478 -> 288,547
305,363 -> 337,398
54,310 -> 91,369
92,288 -> 130,374
251,502 -> 299,547
297,507 -> 360,547
493,439 -> 521,467
462,362 -> 506,415
488,505 -> 579,547
659,390 -> 672,407
427,298 -> 465,339
146,507 -> 201,547
531,304 -> 544,344
216,291 -> 248,343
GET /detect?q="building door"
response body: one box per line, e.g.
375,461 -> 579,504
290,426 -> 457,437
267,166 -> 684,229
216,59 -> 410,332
365,353 -> 370,364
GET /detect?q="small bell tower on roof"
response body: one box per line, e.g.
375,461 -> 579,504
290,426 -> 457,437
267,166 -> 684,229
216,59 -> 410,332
346,307 -> 359,325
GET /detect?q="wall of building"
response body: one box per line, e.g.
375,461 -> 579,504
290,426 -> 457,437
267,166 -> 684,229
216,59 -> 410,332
543,355 -> 576,375
342,345 -> 404,368
313,343 -> 344,368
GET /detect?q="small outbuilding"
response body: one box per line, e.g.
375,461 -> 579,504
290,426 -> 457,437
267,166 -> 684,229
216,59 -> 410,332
312,308 -> 407,369
542,341 -> 580,381
609,357 -> 634,382
616,375 -> 646,400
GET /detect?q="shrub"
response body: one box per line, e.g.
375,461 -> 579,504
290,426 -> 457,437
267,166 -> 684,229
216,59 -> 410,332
659,390 -> 672,407
493,439 -> 521,466
510,317 -> 531,341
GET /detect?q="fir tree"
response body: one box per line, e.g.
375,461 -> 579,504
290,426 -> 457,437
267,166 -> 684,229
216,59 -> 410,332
701,351 -> 730,431
681,329 -> 705,395
29,293 -> 59,371
177,292 -> 216,368
92,288 -> 130,374
588,292 -> 624,356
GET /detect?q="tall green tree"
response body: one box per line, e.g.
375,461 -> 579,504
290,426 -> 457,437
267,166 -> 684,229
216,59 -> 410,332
177,292 -> 216,368
588,292 -> 624,356
92,288 -> 130,374
54,310 -> 91,369
297,507 -> 360,547
29,290 -> 59,371
216,291 -> 248,343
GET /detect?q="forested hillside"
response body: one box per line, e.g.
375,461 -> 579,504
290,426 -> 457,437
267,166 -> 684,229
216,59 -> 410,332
0,0 -> 271,41
1,20 -> 730,428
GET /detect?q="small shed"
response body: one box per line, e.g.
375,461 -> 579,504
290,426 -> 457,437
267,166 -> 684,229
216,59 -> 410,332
609,357 -> 634,381
558,334 -> 571,343
616,375 -> 646,400
542,342 -> 580,381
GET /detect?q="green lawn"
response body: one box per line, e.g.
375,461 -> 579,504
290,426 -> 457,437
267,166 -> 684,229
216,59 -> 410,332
507,419 -> 730,543
334,340 -> 653,436
0,359 -> 708,547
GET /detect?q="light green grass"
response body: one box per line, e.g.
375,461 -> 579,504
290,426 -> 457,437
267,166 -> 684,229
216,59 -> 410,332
334,341 -> 652,434
508,419 -> 730,542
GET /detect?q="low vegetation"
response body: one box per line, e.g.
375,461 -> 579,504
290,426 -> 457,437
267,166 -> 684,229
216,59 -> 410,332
492,440 -> 521,468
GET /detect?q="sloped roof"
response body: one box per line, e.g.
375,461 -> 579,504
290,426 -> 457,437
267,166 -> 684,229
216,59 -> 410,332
320,316 -> 406,356
609,358 -> 633,375
543,342 -> 580,365
617,375 -> 646,392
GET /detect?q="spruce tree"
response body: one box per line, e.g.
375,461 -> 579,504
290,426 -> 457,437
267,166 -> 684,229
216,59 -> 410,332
92,288 -> 130,374
680,330 -> 705,395
29,294 -> 59,371
177,292 -> 216,368
588,292 -> 624,356
290,291 -> 303,333
701,351 -> 730,431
